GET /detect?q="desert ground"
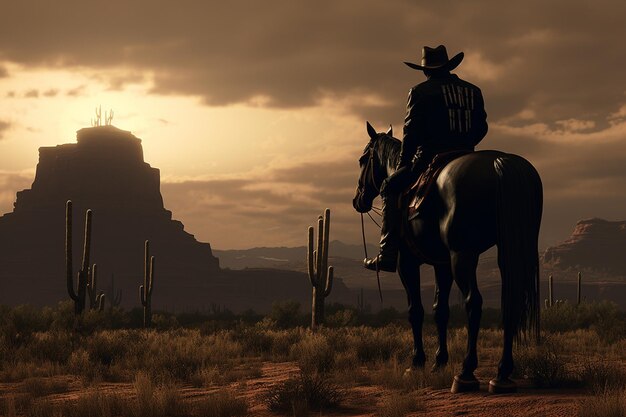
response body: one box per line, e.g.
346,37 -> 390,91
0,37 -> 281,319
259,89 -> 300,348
0,301 -> 625,417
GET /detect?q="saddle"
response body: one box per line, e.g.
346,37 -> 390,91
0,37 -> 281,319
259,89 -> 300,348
405,149 -> 472,219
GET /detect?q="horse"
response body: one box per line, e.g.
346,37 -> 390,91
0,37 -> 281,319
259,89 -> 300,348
352,123 -> 543,393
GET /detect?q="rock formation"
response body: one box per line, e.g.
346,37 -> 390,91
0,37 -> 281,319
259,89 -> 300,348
543,218 -> 626,275
0,125 -> 220,307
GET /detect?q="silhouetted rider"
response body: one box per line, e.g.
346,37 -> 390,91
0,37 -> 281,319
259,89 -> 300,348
364,45 -> 488,272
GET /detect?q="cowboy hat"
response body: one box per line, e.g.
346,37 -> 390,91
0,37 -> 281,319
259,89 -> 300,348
404,45 -> 464,71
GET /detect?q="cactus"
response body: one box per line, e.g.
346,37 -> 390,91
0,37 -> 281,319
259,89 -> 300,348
105,109 -> 114,125
66,200 -> 93,315
107,273 -> 123,308
577,271 -> 582,305
548,274 -> 554,307
357,288 -> 365,312
139,240 -> 155,328
307,208 -> 334,329
86,263 -> 105,311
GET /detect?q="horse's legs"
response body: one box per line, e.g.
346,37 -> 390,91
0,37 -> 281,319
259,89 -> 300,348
489,322 -> 517,393
398,248 -> 425,368
432,263 -> 454,370
450,251 -> 482,392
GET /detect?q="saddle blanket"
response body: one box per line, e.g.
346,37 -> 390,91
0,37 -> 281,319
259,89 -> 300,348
406,150 -> 472,219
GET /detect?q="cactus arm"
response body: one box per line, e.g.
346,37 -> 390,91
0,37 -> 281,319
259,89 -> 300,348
140,285 -> 146,306
307,226 -> 316,286
80,210 -> 92,273
321,209 -> 330,280
66,201 -> 78,301
323,266 -> 334,297
144,240 -> 150,295
316,216 -> 323,283
97,293 -> 105,311
148,256 -> 155,296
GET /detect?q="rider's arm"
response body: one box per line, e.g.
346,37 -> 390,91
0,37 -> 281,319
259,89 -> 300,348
469,88 -> 488,147
398,88 -> 425,169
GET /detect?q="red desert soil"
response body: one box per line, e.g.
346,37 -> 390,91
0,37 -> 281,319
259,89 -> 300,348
0,361 -> 587,416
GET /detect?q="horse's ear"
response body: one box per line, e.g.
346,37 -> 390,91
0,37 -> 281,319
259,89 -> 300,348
366,121 -> 377,140
386,124 -> 393,137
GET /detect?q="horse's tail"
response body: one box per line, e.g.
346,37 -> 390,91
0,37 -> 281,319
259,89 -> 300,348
494,155 -> 543,342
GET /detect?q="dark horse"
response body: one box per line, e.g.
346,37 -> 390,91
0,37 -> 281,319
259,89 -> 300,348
352,124 -> 542,393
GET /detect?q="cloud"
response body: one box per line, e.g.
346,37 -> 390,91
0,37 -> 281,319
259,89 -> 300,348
66,84 -> 86,97
0,120 -> 11,140
0,0 -> 624,127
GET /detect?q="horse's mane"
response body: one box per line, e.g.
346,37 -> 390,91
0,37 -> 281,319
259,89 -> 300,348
377,134 -> 402,169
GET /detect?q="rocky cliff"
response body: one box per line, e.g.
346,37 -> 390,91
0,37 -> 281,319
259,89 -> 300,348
0,125 -> 220,307
543,218 -> 626,275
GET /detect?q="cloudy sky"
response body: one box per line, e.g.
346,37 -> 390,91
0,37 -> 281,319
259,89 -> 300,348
0,0 -> 625,249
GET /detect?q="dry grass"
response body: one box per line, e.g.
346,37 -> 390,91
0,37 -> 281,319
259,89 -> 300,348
578,388 -> 626,417
377,391 -> 426,417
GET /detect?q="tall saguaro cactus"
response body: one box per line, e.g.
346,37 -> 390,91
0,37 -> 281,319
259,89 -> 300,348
307,208 -> 334,329
139,240 -> 155,328
577,271 -> 582,305
66,200 -> 93,315
87,264 -> 105,311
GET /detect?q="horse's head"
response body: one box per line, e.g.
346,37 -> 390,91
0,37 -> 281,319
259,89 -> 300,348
352,121 -> 393,213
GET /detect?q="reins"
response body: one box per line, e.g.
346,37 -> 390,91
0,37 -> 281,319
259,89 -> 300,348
358,144 -> 385,303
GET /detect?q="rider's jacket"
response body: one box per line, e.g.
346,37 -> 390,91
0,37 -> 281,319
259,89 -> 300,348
398,73 -> 488,170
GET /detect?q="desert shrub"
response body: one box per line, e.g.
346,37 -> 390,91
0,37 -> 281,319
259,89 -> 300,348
151,313 -> 180,330
325,309 -> 358,327
515,340 -> 571,387
347,326 -> 407,363
578,388 -> 626,417
578,361 -> 626,392
264,372 -> 342,414
377,391 -> 426,417
269,328 -> 304,358
542,301 -> 626,342
290,332 -> 334,374
19,330 -> 74,363
270,301 -> 305,328
232,325 -> 274,355
193,389 -> 249,417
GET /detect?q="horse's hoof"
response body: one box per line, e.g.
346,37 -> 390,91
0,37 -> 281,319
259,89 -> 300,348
451,374 -> 480,393
488,378 -> 517,394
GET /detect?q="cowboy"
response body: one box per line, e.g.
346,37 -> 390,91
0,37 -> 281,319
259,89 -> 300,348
364,45 -> 488,272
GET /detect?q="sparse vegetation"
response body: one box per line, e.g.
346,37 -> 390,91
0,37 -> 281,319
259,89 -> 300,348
0,300 -> 623,415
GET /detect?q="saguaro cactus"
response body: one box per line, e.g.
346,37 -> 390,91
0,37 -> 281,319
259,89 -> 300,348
577,271 -> 582,305
86,264 -> 105,311
66,200 -> 93,315
139,240 -> 155,328
548,274 -> 554,308
307,208 -> 334,329
108,273 -> 123,308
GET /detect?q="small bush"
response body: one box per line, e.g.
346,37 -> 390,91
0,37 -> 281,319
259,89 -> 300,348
264,373 -> 343,413
290,333 -> 334,374
579,361 -> 626,392
193,390 -> 248,417
515,341 -> 570,387
270,301 -> 304,329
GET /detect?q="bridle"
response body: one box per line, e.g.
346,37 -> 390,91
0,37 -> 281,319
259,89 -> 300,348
356,142 -> 384,302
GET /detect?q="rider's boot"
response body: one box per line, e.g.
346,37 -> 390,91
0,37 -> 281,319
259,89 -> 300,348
363,193 -> 401,273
